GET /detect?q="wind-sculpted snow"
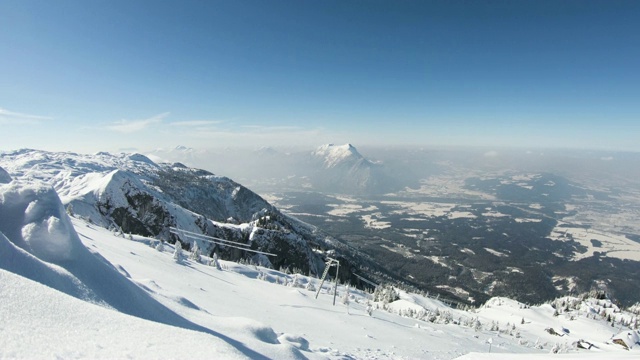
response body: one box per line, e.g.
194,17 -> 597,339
0,180 -> 245,334
0,181 -> 79,262
0,231 -> 100,304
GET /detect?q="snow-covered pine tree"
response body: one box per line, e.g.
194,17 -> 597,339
155,240 -> 164,252
290,274 -> 300,288
190,241 -> 201,263
305,280 -> 316,292
474,318 -> 482,332
210,252 -> 221,270
342,286 -> 351,314
372,284 -> 400,304
342,285 -> 350,305
174,240 -> 183,262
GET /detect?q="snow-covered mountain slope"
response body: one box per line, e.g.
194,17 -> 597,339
1,179 -> 639,359
0,149 -> 272,224
0,149 -> 329,275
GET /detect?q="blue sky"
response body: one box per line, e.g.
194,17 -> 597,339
1,0 -> 639,153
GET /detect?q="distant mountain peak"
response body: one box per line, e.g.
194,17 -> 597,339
313,143 -> 365,168
255,146 -> 279,156
316,143 -> 356,151
126,153 -> 157,166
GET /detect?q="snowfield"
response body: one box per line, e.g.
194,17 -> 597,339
0,269 -> 249,359
549,223 -> 640,261
1,174 -> 639,359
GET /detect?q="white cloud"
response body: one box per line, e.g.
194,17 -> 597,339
102,113 -> 330,149
167,125 -> 326,148
107,112 -> 169,133
483,150 -> 499,157
168,120 -> 223,127
0,107 -> 53,124
241,125 -> 301,132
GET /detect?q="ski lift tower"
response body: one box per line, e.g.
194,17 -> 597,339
315,257 -> 340,306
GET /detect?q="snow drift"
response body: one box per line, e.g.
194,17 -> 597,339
0,181 -> 79,262
0,269 -> 250,359
0,180 -> 229,332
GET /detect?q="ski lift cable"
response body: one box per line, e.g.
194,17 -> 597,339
169,227 -> 251,247
353,273 -> 379,287
169,228 -> 277,257
171,231 -> 229,245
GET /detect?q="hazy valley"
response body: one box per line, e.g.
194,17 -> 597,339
149,144 -> 640,306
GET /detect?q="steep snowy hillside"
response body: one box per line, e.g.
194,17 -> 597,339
1,178 -> 638,359
0,149 -> 331,275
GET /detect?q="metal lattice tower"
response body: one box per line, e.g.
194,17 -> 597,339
315,257 -> 340,305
